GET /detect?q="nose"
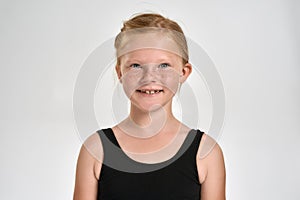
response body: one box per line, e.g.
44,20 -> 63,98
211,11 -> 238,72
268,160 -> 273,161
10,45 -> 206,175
140,64 -> 158,83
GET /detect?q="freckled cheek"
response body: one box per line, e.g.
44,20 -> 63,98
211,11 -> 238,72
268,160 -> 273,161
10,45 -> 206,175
161,77 -> 180,94
121,73 -> 139,99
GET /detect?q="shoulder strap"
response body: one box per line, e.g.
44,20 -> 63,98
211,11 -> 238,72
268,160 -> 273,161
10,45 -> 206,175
99,128 -> 120,147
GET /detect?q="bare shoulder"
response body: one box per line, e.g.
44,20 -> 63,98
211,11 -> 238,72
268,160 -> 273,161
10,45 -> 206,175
196,133 -> 226,199
83,132 -> 104,180
83,132 -> 104,163
73,132 -> 104,200
198,133 -> 224,160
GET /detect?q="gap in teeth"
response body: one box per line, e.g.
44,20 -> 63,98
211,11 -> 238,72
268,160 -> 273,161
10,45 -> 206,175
138,90 -> 162,94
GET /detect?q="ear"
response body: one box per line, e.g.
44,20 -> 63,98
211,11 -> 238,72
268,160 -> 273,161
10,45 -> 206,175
115,65 -> 122,83
179,62 -> 192,83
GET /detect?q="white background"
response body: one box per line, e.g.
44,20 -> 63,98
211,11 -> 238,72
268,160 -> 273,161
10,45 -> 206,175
1,0 -> 299,199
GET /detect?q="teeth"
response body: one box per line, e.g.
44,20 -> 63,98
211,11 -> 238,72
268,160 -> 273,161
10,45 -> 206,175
139,90 -> 162,94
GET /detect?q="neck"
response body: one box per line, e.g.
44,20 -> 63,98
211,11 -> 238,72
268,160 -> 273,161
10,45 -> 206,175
119,101 -> 179,138
130,105 -> 171,126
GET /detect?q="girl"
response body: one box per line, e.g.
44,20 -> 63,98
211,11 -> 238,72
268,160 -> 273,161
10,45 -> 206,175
73,13 -> 226,200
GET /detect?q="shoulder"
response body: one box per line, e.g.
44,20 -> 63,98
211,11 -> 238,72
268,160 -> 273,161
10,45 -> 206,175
198,133 -> 224,159
78,131 -> 104,180
196,133 -> 226,199
196,132 -> 225,183
83,131 -> 104,162
73,131 -> 104,199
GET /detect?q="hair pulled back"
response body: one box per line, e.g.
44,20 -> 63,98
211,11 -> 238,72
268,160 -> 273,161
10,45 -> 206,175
114,13 -> 189,64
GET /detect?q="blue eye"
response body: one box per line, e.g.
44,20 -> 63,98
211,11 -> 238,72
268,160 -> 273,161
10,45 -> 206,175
158,63 -> 170,68
130,63 -> 141,69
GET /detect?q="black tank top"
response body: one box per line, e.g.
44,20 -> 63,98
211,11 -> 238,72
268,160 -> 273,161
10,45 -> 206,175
97,128 -> 204,200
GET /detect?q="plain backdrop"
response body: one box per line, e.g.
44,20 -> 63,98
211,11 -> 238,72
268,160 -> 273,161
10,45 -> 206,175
0,0 -> 299,199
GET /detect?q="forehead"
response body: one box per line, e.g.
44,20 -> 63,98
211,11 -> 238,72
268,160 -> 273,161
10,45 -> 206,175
120,48 -> 182,64
117,29 -> 186,61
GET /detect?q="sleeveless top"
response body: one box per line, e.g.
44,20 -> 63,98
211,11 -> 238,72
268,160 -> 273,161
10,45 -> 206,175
97,128 -> 204,200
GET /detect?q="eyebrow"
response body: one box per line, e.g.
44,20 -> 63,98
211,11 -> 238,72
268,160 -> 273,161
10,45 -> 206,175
123,57 -> 173,65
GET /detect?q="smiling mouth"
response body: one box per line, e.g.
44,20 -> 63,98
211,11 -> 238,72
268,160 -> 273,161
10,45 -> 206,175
136,89 -> 164,94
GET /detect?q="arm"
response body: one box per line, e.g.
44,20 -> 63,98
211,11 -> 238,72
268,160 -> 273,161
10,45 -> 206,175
197,134 -> 226,200
73,133 -> 103,200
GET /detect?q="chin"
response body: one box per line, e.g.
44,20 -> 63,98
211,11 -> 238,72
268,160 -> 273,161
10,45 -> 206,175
131,102 -> 166,113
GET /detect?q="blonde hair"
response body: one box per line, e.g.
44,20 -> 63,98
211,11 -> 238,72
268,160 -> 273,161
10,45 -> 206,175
114,13 -> 189,65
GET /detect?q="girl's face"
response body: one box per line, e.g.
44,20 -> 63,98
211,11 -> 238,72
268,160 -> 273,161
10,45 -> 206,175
116,48 -> 191,112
